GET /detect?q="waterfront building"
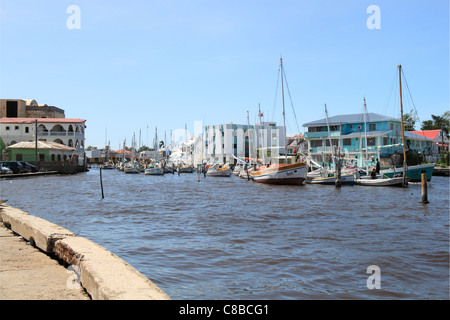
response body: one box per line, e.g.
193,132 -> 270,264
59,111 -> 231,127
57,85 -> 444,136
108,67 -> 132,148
0,117 -> 86,154
203,121 -> 286,165
303,113 -> 434,168
0,99 -> 65,118
410,129 -> 449,162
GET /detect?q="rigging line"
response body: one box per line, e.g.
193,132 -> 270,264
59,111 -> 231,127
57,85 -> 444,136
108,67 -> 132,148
271,66 -> 281,123
383,69 -> 399,119
281,66 -> 301,134
401,68 -> 421,125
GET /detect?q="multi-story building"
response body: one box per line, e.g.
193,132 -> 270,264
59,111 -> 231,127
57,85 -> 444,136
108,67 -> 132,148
203,121 -> 286,165
0,99 -> 86,158
303,112 -> 434,168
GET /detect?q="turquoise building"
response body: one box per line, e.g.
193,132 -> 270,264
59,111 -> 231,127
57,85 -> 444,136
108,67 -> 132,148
303,113 -> 433,168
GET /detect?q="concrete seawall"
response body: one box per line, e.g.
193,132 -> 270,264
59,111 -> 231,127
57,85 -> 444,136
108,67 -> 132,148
0,203 -> 171,300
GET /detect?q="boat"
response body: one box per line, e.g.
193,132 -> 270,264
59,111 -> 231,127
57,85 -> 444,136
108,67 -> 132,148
356,175 -> 410,187
124,162 -> 140,174
381,65 -> 435,184
249,57 -> 308,185
206,163 -> 232,177
100,162 -> 115,170
307,173 -> 355,185
144,163 -> 164,175
380,163 -> 435,182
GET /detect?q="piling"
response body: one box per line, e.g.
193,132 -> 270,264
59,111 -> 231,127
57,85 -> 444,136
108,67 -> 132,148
421,173 -> 429,204
100,167 -> 104,199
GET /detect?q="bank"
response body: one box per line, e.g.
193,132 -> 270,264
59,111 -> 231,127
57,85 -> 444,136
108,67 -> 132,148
0,203 -> 171,300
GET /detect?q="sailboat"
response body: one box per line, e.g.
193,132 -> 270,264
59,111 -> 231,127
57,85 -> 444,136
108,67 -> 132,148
378,65 -> 435,183
307,104 -> 355,186
145,127 -> 164,176
249,58 -> 308,185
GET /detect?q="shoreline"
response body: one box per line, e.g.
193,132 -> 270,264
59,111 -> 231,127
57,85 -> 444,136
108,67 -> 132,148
0,203 -> 171,300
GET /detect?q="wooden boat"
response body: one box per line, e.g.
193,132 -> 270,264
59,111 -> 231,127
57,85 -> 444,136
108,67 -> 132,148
207,163 -> 232,177
380,163 -> 435,183
124,162 -> 139,174
307,172 -> 355,185
250,58 -> 307,186
356,176 -> 410,187
144,163 -> 164,175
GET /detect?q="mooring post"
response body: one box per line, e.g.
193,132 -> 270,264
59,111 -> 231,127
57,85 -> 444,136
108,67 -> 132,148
421,172 -> 429,204
100,167 -> 104,199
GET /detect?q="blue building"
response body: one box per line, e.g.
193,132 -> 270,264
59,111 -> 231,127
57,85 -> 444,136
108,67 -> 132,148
303,113 -> 433,168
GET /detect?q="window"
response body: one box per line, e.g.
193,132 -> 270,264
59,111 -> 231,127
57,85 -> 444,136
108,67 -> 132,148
383,137 -> 388,145
25,127 -> 29,133
343,139 -> 352,146
310,140 -> 323,148
16,154 -> 23,161
5,126 -> 10,131
368,138 -> 376,146
15,126 -> 19,130
369,124 -> 376,131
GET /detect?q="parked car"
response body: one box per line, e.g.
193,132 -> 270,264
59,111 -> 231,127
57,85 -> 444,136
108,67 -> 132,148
0,165 -> 13,174
0,161 -> 25,174
19,162 -> 38,172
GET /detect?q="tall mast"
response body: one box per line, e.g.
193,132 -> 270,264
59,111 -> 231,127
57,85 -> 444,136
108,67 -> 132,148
325,104 -> 335,170
364,98 -> 369,173
398,65 -> 408,187
280,57 -> 287,164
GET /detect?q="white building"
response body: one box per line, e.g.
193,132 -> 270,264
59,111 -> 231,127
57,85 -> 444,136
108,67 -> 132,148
0,117 -> 86,154
202,122 -> 286,165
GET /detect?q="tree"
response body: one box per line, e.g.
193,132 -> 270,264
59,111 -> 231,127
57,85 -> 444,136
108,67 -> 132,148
402,112 -> 417,131
421,111 -> 450,134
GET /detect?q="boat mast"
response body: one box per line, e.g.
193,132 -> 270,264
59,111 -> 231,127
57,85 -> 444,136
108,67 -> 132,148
280,57 -> 287,164
398,65 -> 408,187
324,104 -> 335,170
364,98 -> 369,173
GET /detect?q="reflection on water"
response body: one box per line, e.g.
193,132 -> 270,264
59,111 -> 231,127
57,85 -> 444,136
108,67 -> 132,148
1,169 -> 449,299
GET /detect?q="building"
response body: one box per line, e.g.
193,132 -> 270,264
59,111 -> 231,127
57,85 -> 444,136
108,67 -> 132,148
0,99 -> 65,118
0,99 -> 86,162
303,113 -> 434,168
0,117 -> 86,153
203,121 -> 286,165
410,129 -> 449,161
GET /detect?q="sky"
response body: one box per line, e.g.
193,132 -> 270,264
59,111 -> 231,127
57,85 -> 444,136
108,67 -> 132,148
0,0 -> 448,149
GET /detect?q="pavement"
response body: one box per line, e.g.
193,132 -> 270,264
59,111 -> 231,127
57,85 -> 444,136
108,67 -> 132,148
0,204 -> 171,300
0,223 -> 90,300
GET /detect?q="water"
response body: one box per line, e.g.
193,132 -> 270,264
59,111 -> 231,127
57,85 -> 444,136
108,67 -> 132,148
1,169 -> 449,299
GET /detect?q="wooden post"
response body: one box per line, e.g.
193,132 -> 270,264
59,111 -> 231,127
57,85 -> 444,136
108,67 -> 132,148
421,173 -> 429,204
100,167 -> 104,199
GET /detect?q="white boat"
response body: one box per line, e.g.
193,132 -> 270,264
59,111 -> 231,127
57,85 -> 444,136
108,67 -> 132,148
233,165 -> 243,176
307,173 -> 355,185
144,164 -> 164,175
250,162 -> 308,185
250,58 -> 308,186
124,162 -> 140,174
356,176 -> 410,187
207,163 -> 232,177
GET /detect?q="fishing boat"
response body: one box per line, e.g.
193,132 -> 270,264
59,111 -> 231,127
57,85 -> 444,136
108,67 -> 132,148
356,175 -> 410,187
144,163 -> 164,175
380,163 -> 435,182
124,162 -> 140,174
307,173 -> 355,185
249,57 -> 308,185
100,162 -> 115,170
206,163 -> 232,177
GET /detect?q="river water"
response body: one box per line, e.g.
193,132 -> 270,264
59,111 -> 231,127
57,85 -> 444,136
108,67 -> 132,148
1,169 -> 449,299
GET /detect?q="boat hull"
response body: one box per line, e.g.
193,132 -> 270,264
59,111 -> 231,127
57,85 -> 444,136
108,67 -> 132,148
250,163 -> 307,185
356,176 -> 409,187
145,168 -> 164,175
307,173 -> 355,185
380,163 -> 435,182
207,169 -> 232,177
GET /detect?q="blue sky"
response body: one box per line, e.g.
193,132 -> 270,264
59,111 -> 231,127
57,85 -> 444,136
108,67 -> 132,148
0,0 -> 448,149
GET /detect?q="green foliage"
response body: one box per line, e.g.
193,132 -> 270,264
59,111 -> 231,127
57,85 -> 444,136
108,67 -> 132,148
437,151 -> 449,167
421,111 -> 450,134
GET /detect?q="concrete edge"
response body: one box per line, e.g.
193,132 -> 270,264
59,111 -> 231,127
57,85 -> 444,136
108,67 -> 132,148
0,204 -> 171,300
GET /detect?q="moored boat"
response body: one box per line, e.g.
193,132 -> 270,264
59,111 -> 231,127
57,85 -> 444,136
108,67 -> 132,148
207,163 -> 232,177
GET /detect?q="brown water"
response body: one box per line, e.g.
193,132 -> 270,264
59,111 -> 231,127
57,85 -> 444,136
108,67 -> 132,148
1,169 -> 449,299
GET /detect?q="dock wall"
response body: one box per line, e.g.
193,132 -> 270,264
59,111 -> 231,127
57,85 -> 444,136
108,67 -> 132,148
0,204 -> 171,300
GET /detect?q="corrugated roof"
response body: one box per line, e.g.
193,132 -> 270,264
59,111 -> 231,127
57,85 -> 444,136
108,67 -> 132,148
6,141 -> 76,151
303,113 -> 399,127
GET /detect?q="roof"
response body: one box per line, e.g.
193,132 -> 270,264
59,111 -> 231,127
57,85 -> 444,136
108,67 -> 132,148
0,117 -> 85,124
410,130 -> 442,140
6,141 -> 76,151
303,113 -> 399,127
